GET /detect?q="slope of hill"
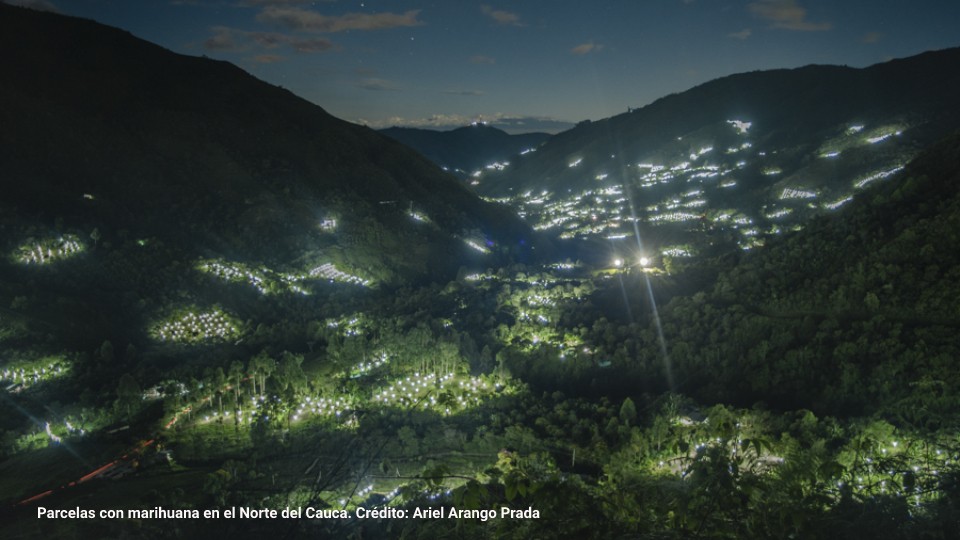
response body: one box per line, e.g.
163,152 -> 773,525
477,48 -> 960,257
380,124 -> 549,179
0,3 -> 541,290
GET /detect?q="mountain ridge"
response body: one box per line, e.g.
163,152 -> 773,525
380,124 -> 549,179
0,3 -> 545,286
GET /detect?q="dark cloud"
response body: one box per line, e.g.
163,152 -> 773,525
203,26 -> 334,53
204,26 -> 241,50
356,78 -> 401,91
256,7 -> 423,33
748,0 -> 831,32
727,28 -> 752,40
480,5 -> 522,26
291,37 -> 334,52
251,54 -> 284,63
250,31 -> 286,48
861,31 -> 882,44
571,42 -> 603,56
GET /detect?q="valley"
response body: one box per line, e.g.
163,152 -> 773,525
2,4 -> 960,539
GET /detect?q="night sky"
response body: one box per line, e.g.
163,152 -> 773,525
11,0 -> 960,133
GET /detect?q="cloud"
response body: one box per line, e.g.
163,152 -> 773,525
861,31 -> 882,44
205,26 -> 242,50
441,89 -> 485,96
291,37 -> 334,52
748,0 -> 831,32
256,7 -> 423,33
251,54 -> 285,63
203,26 -> 334,53
481,5 -> 522,26
728,28 -> 752,40
3,0 -> 59,12
250,31 -> 287,48
571,42 -> 603,56
356,78 -> 401,91
358,113 -> 574,134
470,54 -> 496,64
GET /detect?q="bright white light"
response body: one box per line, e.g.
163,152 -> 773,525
639,257 -> 650,267
613,258 -> 623,267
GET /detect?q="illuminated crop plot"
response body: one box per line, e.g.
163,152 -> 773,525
854,165 -> 904,188
727,120 -> 752,134
198,259 -> 312,295
326,315 -> 367,337
198,260 -> 270,294
463,239 -> 491,254
308,263 -> 371,286
291,395 -> 353,423
348,352 -> 390,378
152,308 -> 242,343
408,210 -> 430,223
372,374 -> 495,415
764,207 -> 793,219
661,246 -> 695,257
649,212 -> 700,224
1,356 -> 70,390
15,235 -> 84,265
780,188 -> 817,200
824,196 -> 854,210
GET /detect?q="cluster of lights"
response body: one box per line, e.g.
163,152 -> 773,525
1,357 -> 69,390
648,212 -> 700,224
309,263 -> 370,286
824,196 -> 854,210
463,239 -> 491,254
866,130 -> 902,144
153,308 -> 241,343
764,208 -> 793,219
727,120 -> 752,134
198,259 -> 311,295
408,210 -> 430,223
319,218 -> 337,231
854,165 -> 904,189
198,260 -> 270,294
326,316 -> 365,337
349,352 -> 390,378
373,373 -> 493,415
292,395 -> 351,422
15,235 -> 84,265
661,246 -> 694,257
780,188 -> 818,200
689,146 -> 714,161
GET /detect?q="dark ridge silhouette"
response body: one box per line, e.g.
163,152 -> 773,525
380,124 -> 549,178
0,3 -> 546,285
